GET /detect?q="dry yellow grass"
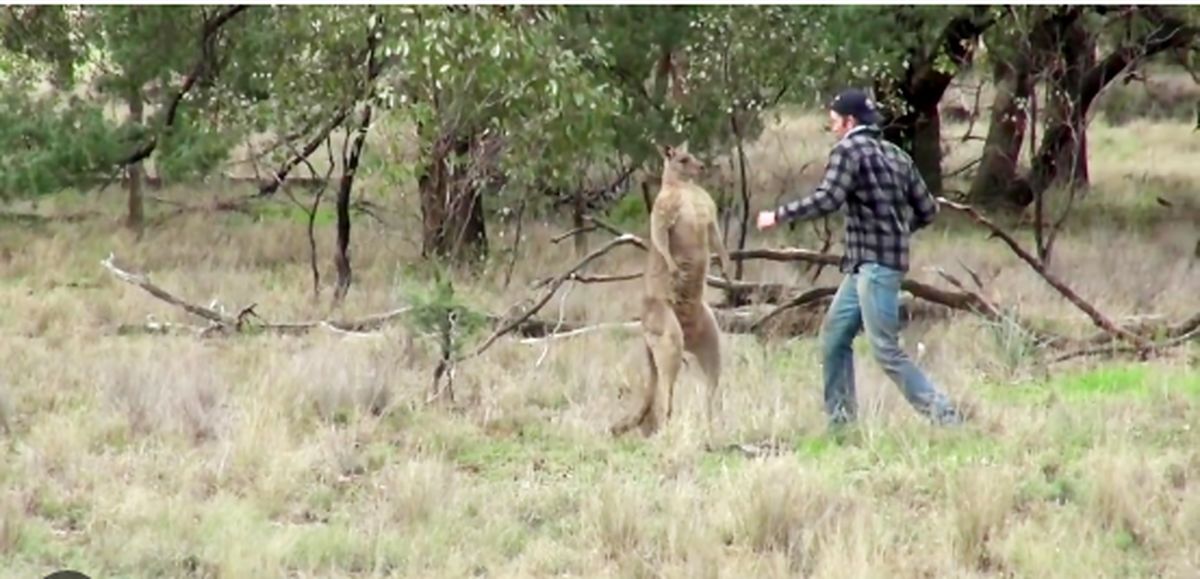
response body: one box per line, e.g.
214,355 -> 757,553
0,110 -> 1197,578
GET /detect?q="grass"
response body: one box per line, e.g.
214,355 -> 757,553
0,106 -> 1198,578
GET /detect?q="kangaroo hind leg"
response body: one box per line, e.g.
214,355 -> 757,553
611,341 -> 657,437
685,303 -> 723,437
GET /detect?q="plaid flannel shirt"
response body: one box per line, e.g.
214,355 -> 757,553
775,125 -> 938,273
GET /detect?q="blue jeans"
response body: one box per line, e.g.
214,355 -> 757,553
820,262 -> 960,426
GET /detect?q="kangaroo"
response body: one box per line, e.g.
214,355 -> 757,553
612,143 -> 733,438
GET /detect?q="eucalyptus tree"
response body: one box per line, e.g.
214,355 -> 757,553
374,6 -> 620,264
1,5 -> 249,236
968,5 -> 1200,210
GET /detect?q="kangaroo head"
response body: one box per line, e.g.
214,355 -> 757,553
660,142 -> 705,182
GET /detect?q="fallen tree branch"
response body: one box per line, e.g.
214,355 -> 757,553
536,268 -> 795,304
101,253 -> 413,335
928,267 -> 1005,321
705,276 -> 795,304
550,224 -> 599,244
1051,326 -> 1200,364
460,234 -> 643,361
0,210 -> 99,225
1169,312 -> 1200,340
562,221 -> 1057,334
807,216 -> 836,283
582,215 -> 646,248
750,286 -> 838,332
937,197 -> 1153,351
532,271 -> 641,289
727,247 -> 841,267
517,321 -> 641,344
1075,310 -> 1200,349
102,254 -> 235,326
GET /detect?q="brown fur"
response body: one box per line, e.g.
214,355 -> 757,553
612,143 -> 733,438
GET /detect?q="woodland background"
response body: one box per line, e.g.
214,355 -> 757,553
1,5 -> 1198,578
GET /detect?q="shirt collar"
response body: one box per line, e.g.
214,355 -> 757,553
845,124 -> 881,139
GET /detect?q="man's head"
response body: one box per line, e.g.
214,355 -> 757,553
828,88 -> 882,138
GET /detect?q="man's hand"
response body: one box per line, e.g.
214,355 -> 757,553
756,210 -> 777,230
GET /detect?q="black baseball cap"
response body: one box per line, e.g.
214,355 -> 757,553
830,88 -> 882,126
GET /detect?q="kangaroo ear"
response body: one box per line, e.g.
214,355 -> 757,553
660,144 -> 675,159
678,141 -> 690,154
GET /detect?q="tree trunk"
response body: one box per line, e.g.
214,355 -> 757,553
876,11 -> 991,196
419,132 -> 488,263
969,60 -> 1034,209
730,111 -> 750,283
333,105 -> 372,305
1033,16 -> 1095,193
910,102 -> 944,195
332,8 -> 384,305
1027,7 -> 1195,196
880,90 -> 945,195
573,183 -> 588,259
125,86 -> 145,238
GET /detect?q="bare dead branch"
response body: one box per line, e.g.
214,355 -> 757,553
1051,326 -> 1199,364
517,321 -> 641,344
259,107 -> 351,196
533,271 -> 642,289
1170,312 -> 1200,339
728,247 -> 842,267
101,253 -> 412,335
0,210 -> 98,225
102,254 -> 235,326
582,215 -> 644,247
804,216 -> 836,283
750,286 -> 839,332
1076,310 -> 1200,349
937,197 -> 1153,351
932,267 -> 976,298
460,234 -> 644,362
551,224 -> 599,244
565,221 -> 1046,328
956,258 -> 986,291
280,135 -> 334,301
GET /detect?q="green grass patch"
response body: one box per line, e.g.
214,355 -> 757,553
1056,364 -> 1147,396
1050,363 -> 1199,399
450,421 -> 654,483
984,362 -> 1199,404
793,433 -> 838,458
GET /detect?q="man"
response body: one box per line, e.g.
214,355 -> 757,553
756,88 -> 962,427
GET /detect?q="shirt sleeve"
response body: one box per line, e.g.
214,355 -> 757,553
905,164 -> 939,231
776,142 -> 857,224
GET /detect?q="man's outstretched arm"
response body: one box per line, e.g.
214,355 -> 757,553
762,145 -> 857,229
